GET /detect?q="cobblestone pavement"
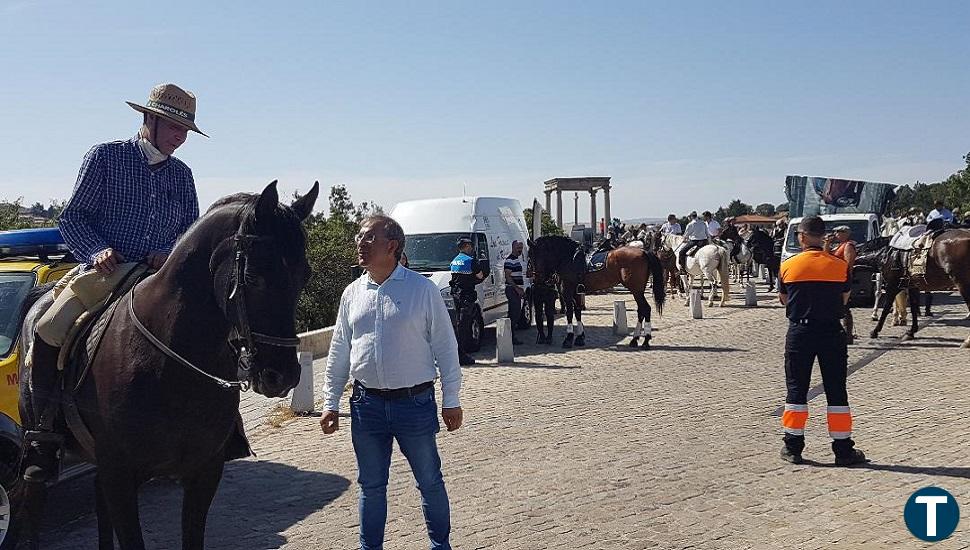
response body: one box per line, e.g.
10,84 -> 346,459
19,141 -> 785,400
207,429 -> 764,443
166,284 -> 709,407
36,281 -> 970,549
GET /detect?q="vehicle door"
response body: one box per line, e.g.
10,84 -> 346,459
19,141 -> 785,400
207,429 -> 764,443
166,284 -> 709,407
474,233 -> 502,320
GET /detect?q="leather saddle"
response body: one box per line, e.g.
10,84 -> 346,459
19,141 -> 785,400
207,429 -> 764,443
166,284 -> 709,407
586,251 -> 609,273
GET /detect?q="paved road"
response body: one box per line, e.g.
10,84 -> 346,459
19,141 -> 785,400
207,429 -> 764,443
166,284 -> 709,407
34,282 -> 970,549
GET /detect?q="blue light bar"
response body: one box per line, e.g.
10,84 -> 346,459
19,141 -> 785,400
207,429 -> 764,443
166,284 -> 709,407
0,227 -> 69,258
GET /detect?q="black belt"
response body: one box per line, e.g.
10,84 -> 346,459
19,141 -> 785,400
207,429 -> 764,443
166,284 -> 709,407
355,380 -> 434,400
790,319 -> 841,327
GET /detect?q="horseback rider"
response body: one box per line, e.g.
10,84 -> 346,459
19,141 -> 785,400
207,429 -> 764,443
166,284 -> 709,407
926,199 -> 954,231
660,214 -> 682,236
450,236 -> 486,365
703,211 -> 721,239
826,225 -> 858,344
24,83 -> 218,483
679,211 -> 710,273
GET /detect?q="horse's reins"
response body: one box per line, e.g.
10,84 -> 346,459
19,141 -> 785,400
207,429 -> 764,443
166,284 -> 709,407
128,233 -> 301,392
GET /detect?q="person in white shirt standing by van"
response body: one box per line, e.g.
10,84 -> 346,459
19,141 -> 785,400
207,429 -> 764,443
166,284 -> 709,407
321,214 -> 463,550
504,240 -> 526,345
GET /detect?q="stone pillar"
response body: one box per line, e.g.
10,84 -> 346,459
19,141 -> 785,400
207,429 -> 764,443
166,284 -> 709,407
589,189 -> 598,236
603,187 -> 611,227
556,190 -> 563,228
544,190 -> 552,215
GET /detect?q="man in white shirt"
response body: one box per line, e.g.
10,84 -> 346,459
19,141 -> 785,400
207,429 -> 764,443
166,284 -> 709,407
703,211 -> 722,238
926,199 -> 954,230
679,211 -> 710,272
321,215 -> 463,550
660,214 -> 682,236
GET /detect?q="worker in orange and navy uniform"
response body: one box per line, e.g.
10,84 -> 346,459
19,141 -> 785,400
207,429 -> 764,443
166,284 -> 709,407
777,216 -> 867,466
825,225 -> 857,344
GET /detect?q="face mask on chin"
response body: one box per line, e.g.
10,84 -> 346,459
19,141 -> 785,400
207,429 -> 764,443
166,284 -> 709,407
138,136 -> 169,165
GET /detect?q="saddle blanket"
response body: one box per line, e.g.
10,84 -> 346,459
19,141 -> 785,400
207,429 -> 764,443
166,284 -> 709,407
889,224 -> 928,250
586,251 -> 609,272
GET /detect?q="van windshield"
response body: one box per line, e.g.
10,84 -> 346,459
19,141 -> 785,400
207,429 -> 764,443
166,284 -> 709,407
405,233 -> 477,271
786,220 -> 870,254
0,272 -> 35,358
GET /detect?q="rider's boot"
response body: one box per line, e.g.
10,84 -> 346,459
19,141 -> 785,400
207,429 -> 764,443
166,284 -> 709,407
23,336 -> 65,484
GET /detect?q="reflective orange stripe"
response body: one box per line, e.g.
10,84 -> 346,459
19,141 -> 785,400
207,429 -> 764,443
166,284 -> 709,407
827,412 -> 853,433
782,410 -> 808,430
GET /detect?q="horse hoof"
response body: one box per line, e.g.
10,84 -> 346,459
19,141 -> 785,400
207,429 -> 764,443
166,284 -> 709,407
641,338 -> 651,350
961,340 -> 970,349
629,338 -> 639,348
562,334 -> 574,349
870,315 -> 879,322
869,331 -> 879,339
902,333 -> 914,341
574,335 -> 586,346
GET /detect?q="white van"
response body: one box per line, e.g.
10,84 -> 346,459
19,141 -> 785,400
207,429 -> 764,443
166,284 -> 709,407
782,213 -> 881,305
390,196 -> 531,351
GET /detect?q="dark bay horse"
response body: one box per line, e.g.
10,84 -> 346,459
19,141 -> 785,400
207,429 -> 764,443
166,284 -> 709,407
855,229 -> 970,346
745,228 -> 780,291
527,236 -> 665,349
17,181 -> 318,549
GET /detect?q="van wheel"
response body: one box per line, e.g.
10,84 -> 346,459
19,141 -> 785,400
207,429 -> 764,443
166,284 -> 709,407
461,310 -> 484,353
0,478 -> 21,549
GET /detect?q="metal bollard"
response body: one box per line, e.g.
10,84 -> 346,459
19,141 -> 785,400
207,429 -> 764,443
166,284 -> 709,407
613,300 -> 628,335
291,351 -> 315,414
690,289 -> 703,319
745,282 -> 758,306
495,317 -> 515,363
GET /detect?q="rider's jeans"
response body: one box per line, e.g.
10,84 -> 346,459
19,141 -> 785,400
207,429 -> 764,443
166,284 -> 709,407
350,384 -> 451,550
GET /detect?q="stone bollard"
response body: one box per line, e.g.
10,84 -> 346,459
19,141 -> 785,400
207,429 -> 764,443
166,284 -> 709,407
291,351 -> 315,414
745,282 -> 758,306
690,289 -> 703,319
496,317 -> 514,364
613,300 -> 628,335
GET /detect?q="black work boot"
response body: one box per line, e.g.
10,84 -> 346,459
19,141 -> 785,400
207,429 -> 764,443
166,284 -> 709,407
833,438 -> 868,466
781,434 -> 805,464
23,337 -> 64,484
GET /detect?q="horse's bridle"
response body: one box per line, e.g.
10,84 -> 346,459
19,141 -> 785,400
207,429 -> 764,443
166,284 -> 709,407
129,232 -> 301,392
225,233 -> 301,388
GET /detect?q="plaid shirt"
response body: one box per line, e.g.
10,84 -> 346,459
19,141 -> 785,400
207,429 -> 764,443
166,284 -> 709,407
59,136 -> 199,265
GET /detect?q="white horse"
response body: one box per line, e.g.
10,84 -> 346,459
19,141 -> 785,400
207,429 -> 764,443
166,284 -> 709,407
664,234 -> 732,307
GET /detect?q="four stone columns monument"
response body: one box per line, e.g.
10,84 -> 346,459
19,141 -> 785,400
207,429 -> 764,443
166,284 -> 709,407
543,177 -> 612,235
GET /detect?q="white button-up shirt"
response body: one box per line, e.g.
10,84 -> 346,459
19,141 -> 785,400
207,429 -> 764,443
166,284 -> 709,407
706,219 -> 722,237
323,264 -> 462,411
684,219 -> 710,241
660,222 -> 682,235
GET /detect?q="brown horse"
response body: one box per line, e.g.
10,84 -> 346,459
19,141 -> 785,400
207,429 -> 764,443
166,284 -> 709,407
16,181 -> 318,549
527,236 -> 665,349
856,229 -> 970,346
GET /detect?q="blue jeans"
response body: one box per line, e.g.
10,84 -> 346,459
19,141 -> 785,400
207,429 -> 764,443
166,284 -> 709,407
350,383 -> 451,550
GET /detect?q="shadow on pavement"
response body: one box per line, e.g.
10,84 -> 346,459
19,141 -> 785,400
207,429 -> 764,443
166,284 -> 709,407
39,459 -> 350,549
799,459 -> 970,479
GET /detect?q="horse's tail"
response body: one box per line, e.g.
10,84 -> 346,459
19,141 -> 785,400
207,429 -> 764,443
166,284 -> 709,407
718,247 -> 731,297
643,250 -> 665,316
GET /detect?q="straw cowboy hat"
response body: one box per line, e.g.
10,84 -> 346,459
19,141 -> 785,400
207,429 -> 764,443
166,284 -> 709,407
126,83 -> 208,137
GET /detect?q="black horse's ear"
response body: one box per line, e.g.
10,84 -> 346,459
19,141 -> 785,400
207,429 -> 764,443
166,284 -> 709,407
255,180 -> 280,231
291,181 -> 320,221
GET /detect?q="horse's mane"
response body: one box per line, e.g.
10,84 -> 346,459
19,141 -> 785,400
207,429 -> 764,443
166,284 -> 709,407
204,193 -> 307,261
856,236 -> 891,254
534,235 -> 580,255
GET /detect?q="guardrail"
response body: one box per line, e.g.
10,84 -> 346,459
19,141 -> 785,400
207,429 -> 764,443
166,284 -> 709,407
297,326 -> 335,359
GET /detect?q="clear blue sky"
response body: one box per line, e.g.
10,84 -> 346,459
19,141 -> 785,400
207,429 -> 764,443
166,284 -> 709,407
1,1 -> 967,220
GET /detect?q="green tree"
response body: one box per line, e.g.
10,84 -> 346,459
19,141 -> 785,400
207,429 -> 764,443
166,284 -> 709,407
523,209 -> 564,239
755,203 -> 776,217
0,198 -> 36,230
296,185 -> 382,332
776,202 -> 789,213
714,199 -> 753,222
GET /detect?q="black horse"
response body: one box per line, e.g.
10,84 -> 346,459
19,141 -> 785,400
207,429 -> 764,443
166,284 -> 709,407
16,181 -> 318,549
745,228 -> 781,291
528,235 -> 665,349
853,235 -> 930,341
